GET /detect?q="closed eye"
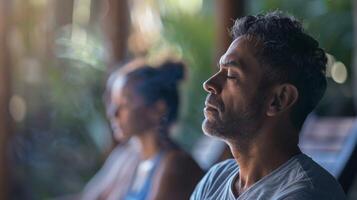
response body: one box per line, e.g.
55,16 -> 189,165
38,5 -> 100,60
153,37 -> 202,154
226,75 -> 237,79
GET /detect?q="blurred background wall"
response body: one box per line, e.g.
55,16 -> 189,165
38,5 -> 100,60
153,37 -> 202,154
0,0 -> 356,199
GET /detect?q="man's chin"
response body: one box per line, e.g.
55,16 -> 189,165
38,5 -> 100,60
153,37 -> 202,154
202,119 -> 223,138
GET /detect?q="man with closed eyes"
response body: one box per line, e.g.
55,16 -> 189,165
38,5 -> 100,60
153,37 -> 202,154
190,11 -> 346,200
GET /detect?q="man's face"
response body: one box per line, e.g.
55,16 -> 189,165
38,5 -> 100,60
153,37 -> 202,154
202,36 -> 268,141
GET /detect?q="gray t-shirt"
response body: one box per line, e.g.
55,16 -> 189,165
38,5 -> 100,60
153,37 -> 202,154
190,153 -> 346,200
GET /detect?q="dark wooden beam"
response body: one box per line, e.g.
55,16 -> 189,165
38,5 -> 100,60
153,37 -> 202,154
215,0 -> 245,64
0,0 -> 13,199
54,0 -> 74,27
101,0 -> 130,71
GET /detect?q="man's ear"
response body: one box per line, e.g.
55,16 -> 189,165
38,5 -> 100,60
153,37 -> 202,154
266,84 -> 298,117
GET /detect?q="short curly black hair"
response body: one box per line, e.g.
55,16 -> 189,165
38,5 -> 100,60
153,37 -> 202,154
231,11 -> 327,129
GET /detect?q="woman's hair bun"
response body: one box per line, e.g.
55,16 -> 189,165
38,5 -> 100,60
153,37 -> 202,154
157,61 -> 186,83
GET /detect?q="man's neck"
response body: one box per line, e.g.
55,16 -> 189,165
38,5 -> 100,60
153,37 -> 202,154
228,130 -> 301,197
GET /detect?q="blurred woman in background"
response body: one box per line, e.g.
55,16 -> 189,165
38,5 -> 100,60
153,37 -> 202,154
81,59 -> 203,200
80,60 -> 143,200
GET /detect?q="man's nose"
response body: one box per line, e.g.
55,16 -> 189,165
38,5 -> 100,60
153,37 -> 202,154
203,72 -> 220,94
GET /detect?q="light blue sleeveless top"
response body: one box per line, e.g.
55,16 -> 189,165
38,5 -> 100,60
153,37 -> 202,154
124,152 -> 163,200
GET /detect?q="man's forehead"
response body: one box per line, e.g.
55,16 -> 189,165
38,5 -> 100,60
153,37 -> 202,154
219,36 -> 263,74
219,38 -> 251,64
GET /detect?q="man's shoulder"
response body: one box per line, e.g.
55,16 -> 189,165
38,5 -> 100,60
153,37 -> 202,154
294,154 -> 342,186
190,159 -> 238,200
276,153 -> 346,199
211,159 -> 238,173
205,159 -> 238,180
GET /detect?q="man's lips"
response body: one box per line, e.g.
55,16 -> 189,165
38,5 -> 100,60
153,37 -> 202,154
204,102 -> 218,111
205,95 -> 222,112
204,101 -> 220,116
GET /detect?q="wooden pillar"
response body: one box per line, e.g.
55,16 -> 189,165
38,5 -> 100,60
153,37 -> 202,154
0,0 -> 13,199
54,0 -> 74,27
215,0 -> 245,63
101,0 -> 130,71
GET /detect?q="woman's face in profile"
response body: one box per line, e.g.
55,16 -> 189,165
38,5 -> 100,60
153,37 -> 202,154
110,78 -> 159,141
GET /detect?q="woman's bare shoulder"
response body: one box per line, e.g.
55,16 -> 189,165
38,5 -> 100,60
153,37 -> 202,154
149,149 -> 204,200
161,149 -> 202,171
